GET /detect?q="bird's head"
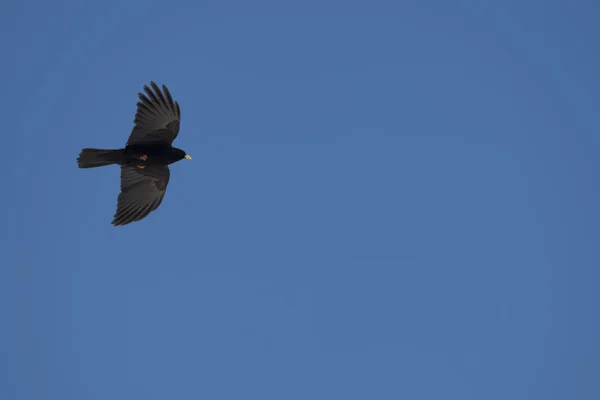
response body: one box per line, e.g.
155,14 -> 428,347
173,147 -> 192,161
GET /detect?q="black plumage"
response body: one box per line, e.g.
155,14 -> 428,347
77,82 -> 191,226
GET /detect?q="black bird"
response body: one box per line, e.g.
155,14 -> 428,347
77,82 -> 192,226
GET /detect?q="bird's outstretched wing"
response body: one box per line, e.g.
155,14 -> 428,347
126,82 -> 181,146
112,165 -> 170,226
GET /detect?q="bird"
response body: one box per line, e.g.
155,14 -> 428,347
77,82 -> 192,226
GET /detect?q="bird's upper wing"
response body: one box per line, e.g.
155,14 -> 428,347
112,165 -> 170,226
126,82 -> 181,146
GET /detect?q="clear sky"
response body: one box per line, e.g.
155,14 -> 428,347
2,1 -> 599,399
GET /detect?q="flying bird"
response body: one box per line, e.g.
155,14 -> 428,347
77,82 -> 192,226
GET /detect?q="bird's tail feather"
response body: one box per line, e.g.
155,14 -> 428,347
77,148 -> 122,168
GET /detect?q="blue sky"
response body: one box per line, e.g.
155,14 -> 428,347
2,1 -> 599,399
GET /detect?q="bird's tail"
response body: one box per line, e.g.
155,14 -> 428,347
77,148 -> 123,168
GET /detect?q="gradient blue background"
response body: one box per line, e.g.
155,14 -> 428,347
2,1 -> 599,399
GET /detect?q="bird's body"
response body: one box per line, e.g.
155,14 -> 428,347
79,145 -> 187,169
77,82 -> 191,226
125,144 -> 188,166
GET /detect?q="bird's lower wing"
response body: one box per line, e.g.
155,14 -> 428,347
112,165 -> 170,226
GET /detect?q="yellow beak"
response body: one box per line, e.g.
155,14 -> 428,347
184,155 -> 192,160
